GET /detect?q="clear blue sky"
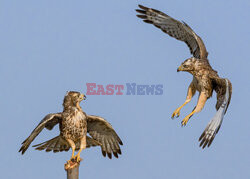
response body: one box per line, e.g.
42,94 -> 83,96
1,0 -> 250,178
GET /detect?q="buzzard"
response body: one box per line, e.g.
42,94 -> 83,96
136,5 -> 232,148
19,91 -> 123,165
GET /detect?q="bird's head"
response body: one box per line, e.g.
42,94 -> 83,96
63,91 -> 86,108
177,57 -> 198,73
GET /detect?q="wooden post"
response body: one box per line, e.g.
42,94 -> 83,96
65,159 -> 82,179
66,164 -> 80,179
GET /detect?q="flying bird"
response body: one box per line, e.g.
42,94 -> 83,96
136,5 -> 232,148
19,91 -> 123,165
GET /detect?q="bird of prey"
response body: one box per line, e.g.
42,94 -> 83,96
19,91 -> 123,165
136,5 -> 232,148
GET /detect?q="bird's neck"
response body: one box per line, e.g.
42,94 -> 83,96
76,102 -> 82,111
63,103 -> 82,112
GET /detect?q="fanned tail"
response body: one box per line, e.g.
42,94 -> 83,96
33,136 -> 101,152
33,136 -> 70,152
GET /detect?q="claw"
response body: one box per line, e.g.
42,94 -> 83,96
73,155 -> 82,163
181,116 -> 190,126
171,108 -> 181,119
64,156 -> 82,170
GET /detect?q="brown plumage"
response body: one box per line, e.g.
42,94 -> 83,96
136,5 -> 232,148
19,91 -> 123,161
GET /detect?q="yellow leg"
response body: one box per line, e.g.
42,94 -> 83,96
74,136 -> 86,162
172,82 -> 196,118
172,99 -> 191,118
66,139 -> 76,160
181,92 -> 207,126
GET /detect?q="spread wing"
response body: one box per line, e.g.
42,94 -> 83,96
19,113 -> 62,154
136,4 -> 208,59
87,115 -> 123,159
213,78 -> 232,113
199,79 -> 232,148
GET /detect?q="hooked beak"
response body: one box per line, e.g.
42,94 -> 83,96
177,65 -> 183,72
79,94 -> 87,101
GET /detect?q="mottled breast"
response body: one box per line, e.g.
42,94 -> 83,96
193,75 -> 213,98
61,108 -> 87,142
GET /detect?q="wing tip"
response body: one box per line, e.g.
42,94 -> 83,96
198,133 -> 216,149
198,132 -> 205,141
102,150 -> 106,157
107,153 -> 112,159
102,149 -> 122,159
138,4 -> 148,10
135,9 -> 146,14
19,145 -> 28,155
136,14 -> 147,19
117,149 -> 122,155
113,152 -> 118,158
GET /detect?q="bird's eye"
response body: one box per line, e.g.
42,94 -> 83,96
183,64 -> 188,68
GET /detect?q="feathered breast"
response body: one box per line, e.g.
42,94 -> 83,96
60,108 -> 87,141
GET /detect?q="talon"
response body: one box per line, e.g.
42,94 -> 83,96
64,158 -> 79,170
73,155 -> 82,163
181,116 -> 190,126
171,108 -> 181,119
66,159 -> 71,164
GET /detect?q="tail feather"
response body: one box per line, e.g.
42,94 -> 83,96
52,138 -> 59,152
33,136 -> 101,152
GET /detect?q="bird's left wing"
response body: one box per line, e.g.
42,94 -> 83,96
199,78 -> 232,148
19,113 -> 62,154
87,115 -> 123,159
136,4 -> 208,59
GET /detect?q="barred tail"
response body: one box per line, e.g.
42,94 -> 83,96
33,136 -> 101,152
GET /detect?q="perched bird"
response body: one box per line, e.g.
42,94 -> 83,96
136,5 -> 232,148
19,91 -> 123,163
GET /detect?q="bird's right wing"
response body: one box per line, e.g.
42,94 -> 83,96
136,4 -> 208,59
199,79 -> 232,148
19,113 -> 62,154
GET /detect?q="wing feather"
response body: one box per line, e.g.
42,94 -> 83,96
199,79 -> 232,148
87,115 -> 123,159
136,4 -> 208,59
19,113 -> 62,154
